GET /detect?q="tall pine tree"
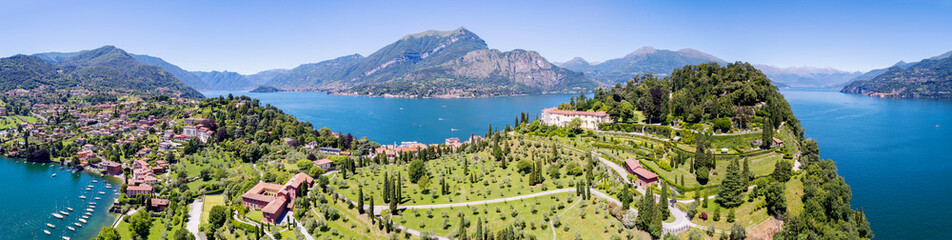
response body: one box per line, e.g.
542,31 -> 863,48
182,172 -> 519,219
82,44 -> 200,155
716,159 -> 745,208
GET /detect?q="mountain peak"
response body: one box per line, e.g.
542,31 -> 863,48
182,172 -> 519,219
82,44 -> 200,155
928,50 -> 952,60
628,46 -> 657,56
401,27 -> 475,40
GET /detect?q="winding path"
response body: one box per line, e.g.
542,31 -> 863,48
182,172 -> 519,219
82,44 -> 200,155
370,188 -> 576,215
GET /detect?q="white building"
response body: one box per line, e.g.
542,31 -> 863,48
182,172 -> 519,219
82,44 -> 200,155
540,107 -> 612,130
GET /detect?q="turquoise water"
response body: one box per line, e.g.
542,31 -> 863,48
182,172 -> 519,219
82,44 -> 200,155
0,158 -> 119,240
204,89 -> 952,238
5,88 -> 940,239
780,88 -> 952,239
202,91 -> 579,144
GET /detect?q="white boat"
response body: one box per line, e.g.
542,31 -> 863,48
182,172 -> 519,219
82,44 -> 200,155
52,213 -> 64,219
81,215 -> 89,219
67,226 -> 76,231
59,211 -> 69,216
46,223 -> 55,228
73,222 -> 82,227
78,219 -> 87,224
105,185 -> 112,189
43,230 -> 51,235
51,173 -> 56,177
92,180 -> 98,183
86,185 -> 93,188
98,191 -> 105,195
63,237 -> 71,240
79,196 -> 86,199
94,197 -> 101,200
85,188 -> 91,191
84,212 -> 91,216
85,208 -> 93,212
67,207 -> 73,212
88,202 -> 97,205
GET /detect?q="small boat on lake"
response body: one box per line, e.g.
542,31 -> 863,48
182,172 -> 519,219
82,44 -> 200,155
52,213 -> 64,219
94,197 -> 101,200
92,180 -> 98,183
51,173 -> 56,177
88,202 -> 97,205
84,212 -> 91,216
59,211 -> 69,216
81,215 -> 89,219
63,237 -> 71,240
85,187 -> 91,191
46,223 -> 55,228
78,219 -> 87,224
86,185 -> 93,188
79,195 -> 86,199
67,226 -> 75,231
43,230 -> 50,235
73,222 -> 82,227
67,207 -> 73,212
98,191 -> 105,195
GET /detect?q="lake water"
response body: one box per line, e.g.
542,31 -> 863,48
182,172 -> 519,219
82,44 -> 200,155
204,88 -> 952,239
3,88 -> 939,239
780,88 -> 952,239
202,91 -> 579,145
0,157 -> 119,240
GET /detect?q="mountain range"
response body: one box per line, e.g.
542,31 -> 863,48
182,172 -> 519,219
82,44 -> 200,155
259,27 -> 600,97
11,28 -> 918,98
841,50 -> 952,98
556,46 -> 728,83
3,46 -> 202,98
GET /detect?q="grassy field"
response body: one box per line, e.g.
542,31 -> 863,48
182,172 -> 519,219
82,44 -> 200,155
201,194 -> 224,223
391,192 -> 579,239
340,137 -> 591,206
307,193 -> 390,240
116,216 -> 181,240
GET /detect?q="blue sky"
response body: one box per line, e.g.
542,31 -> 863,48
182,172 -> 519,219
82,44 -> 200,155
1,0 -> 950,74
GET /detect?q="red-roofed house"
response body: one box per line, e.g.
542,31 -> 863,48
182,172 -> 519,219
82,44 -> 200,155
540,107 -> 612,130
150,198 -> 170,211
624,158 -> 659,189
241,172 -> 314,224
126,185 -> 152,197
313,159 -> 334,170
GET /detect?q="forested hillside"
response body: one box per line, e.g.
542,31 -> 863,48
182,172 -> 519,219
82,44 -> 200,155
560,62 -> 870,238
1,46 -> 203,98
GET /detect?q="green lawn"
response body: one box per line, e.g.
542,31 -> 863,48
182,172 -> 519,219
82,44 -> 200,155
340,138 -> 589,206
116,215 -> 180,240
246,210 -> 263,223
201,194 -> 225,223
391,192 -> 578,239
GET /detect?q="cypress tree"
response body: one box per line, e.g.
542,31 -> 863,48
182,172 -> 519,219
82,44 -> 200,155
762,116 -> 774,149
659,182 -> 670,220
382,172 -> 390,203
358,185 -> 365,214
476,217 -> 484,240
368,195 -> 375,220
742,158 -> 751,187
397,172 -> 403,202
457,213 -> 469,240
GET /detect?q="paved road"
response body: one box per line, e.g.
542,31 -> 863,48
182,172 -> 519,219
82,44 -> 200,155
232,212 -> 276,240
372,188 -> 576,215
111,209 -> 137,228
186,198 -> 203,238
290,214 -> 315,240
593,151 -> 695,235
